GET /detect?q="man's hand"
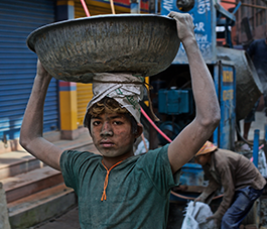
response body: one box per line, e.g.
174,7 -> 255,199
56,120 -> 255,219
167,11 -> 195,43
193,196 -> 204,206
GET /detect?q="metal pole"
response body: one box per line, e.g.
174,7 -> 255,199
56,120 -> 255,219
155,0 -> 158,14
264,124 -> 267,162
253,129 -> 260,168
130,0 -> 140,13
110,0 -> 116,14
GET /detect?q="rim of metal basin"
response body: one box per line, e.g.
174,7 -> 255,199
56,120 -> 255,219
26,13 -> 175,52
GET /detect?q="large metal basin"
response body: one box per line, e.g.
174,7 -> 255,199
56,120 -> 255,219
27,14 -> 180,83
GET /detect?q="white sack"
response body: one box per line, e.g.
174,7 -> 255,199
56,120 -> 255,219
134,137 -> 149,155
258,149 -> 267,178
181,201 -> 216,229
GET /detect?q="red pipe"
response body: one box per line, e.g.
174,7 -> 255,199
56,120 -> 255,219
80,0 -> 91,17
171,191 -> 224,200
140,107 -> 172,143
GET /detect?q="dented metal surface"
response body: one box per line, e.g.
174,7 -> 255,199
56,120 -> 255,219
27,14 -> 180,83
217,46 -> 263,121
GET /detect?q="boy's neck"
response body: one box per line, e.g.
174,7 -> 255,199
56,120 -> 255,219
102,151 -> 134,169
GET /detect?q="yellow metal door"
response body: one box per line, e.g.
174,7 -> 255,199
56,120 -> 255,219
76,83 -> 93,126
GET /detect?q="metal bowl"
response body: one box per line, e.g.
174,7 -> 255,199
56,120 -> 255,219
27,14 -> 180,83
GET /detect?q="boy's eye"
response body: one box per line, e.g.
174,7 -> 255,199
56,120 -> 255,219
92,121 -> 101,126
113,121 -> 123,125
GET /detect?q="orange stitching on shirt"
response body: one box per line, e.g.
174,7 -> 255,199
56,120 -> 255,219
101,160 -> 122,201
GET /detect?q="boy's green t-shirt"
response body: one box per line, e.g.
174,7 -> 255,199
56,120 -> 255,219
60,144 -> 180,229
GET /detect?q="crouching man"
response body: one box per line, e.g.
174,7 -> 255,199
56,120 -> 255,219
20,12 -> 220,228
194,141 -> 266,229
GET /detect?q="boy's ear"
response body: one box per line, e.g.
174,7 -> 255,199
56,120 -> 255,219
135,123 -> 143,138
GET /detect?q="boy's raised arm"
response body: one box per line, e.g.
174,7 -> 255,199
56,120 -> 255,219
167,12 -> 221,173
20,60 -> 64,171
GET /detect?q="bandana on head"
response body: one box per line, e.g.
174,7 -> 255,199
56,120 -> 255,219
83,73 -> 145,127
195,141 -> 218,156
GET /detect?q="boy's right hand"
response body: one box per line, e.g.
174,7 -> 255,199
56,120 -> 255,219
36,59 -> 52,80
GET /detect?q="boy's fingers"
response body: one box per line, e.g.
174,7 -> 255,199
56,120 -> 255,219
168,11 -> 179,18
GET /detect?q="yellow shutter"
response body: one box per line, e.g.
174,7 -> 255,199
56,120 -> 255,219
76,83 -> 93,126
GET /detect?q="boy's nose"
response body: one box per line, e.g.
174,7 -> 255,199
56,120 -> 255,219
100,121 -> 113,137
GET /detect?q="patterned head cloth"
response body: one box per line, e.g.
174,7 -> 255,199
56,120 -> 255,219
195,141 -> 218,156
83,73 -> 144,127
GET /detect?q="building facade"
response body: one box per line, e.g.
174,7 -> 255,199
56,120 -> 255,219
234,0 -> 267,43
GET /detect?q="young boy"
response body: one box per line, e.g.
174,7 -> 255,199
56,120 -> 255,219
20,12 -> 220,228
194,141 -> 266,229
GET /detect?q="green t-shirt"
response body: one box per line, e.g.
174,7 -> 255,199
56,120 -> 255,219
60,144 -> 180,229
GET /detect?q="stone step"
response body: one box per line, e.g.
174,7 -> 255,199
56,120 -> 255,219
0,131 -> 98,204
34,206 -> 79,229
2,166 -> 63,203
0,130 -> 99,228
8,183 -> 77,229
0,130 -> 98,180
0,150 -> 44,180
53,131 -> 98,153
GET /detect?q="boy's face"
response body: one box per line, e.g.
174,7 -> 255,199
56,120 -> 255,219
90,112 -> 138,158
194,154 -> 210,166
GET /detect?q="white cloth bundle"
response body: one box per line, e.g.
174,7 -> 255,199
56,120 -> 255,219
181,201 -> 216,229
83,73 -> 144,126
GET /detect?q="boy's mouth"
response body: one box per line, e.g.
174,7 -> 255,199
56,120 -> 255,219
100,140 -> 114,148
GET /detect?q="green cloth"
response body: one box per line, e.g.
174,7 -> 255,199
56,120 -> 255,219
60,144 -> 180,229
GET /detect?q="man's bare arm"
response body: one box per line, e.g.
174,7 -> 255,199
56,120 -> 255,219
167,12 -> 221,173
20,60 -> 64,171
